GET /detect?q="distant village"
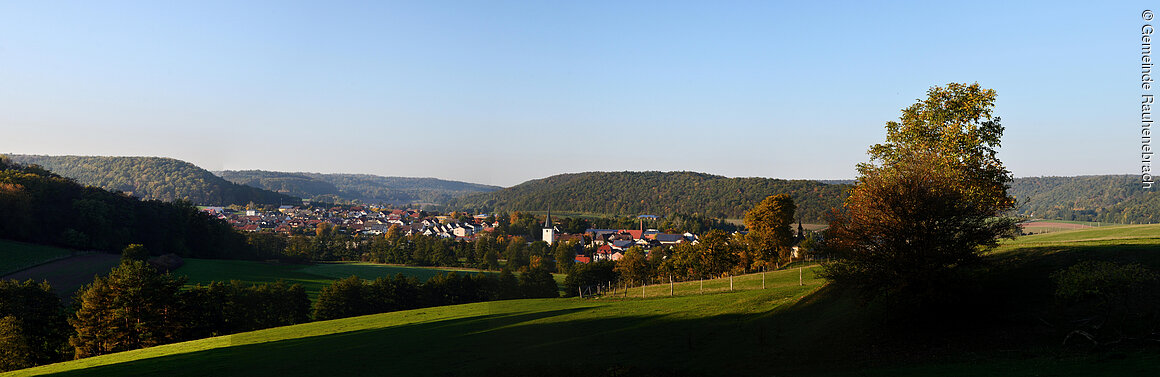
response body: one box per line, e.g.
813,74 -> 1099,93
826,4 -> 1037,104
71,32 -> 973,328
200,205 -> 705,263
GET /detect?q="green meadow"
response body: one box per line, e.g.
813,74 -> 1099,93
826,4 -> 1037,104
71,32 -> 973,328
0,240 -> 75,276
7,224 -> 1160,376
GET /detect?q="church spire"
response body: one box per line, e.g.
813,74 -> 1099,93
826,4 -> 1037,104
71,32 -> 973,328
544,204 -> 552,229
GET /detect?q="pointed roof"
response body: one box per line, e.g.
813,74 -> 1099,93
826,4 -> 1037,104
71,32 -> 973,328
544,204 -> 552,229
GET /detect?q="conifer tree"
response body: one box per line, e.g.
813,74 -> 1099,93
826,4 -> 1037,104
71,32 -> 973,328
70,261 -> 185,358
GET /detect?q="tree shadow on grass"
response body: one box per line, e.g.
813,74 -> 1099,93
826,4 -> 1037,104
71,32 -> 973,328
36,242 -> 1160,377
42,302 -> 837,377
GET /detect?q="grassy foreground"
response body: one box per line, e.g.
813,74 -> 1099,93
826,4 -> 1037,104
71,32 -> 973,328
8,269 -> 826,377
8,224 -> 1160,376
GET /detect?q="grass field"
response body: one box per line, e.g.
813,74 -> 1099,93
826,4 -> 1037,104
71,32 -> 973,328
174,260 -> 566,300
7,225 -> 1160,376
1006,223 -> 1160,244
0,240 -> 76,276
7,268 -> 830,377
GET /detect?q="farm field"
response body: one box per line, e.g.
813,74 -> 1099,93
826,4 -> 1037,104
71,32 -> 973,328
174,260 -> 561,299
0,251 -> 120,298
0,240 -> 77,276
1006,223 -> 1160,244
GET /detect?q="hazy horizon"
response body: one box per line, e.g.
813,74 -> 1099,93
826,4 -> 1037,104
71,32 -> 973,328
0,1 -> 1143,186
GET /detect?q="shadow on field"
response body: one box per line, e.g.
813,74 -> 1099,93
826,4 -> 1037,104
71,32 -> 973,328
36,242 -> 1160,377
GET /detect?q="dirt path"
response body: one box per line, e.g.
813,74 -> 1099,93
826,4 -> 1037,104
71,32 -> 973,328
1,253 -> 120,298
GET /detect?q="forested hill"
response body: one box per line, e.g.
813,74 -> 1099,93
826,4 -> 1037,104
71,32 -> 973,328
0,156 -> 251,258
5,155 -> 298,206
216,170 -> 501,205
1008,175 -> 1160,223
448,171 -> 850,222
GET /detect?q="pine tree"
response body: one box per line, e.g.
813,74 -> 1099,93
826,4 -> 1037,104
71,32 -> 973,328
69,261 -> 185,358
0,279 -> 69,368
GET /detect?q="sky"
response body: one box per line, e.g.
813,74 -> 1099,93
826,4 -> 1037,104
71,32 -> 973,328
0,1 -> 1147,186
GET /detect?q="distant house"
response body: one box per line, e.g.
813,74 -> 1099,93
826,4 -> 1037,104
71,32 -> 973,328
574,255 -> 592,264
610,240 -> 635,251
453,226 -> 475,237
656,233 -> 686,245
594,244 -> 615,262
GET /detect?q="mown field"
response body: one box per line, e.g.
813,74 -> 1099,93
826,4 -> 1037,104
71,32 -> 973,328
0,240 -> 76,276
6,224 -> 1160,376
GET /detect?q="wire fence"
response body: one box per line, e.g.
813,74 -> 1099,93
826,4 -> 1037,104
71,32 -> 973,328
577,265 -> 824,299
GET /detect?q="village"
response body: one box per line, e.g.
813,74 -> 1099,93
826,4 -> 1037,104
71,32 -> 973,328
199,205 -> 707,263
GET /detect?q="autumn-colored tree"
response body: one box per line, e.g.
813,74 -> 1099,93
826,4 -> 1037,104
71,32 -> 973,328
822,83 -> 1018,300
614,246 -> 652,286
743,194 -> 796,271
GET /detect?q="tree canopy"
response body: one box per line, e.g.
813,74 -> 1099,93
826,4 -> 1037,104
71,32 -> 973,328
743,194 -> 796,270
822,83 -> 1018,300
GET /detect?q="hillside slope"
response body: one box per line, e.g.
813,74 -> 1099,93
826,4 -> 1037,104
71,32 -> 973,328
5,155 -> 298,206
1007,175 -> 1160,223
216,170 -> 501,205
449,171 -> 849,222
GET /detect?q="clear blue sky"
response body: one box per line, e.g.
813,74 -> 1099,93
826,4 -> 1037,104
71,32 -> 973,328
0,1 -> 1145,186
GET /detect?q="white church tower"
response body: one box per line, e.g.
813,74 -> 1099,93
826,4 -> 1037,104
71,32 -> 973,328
542,205 -> 555,245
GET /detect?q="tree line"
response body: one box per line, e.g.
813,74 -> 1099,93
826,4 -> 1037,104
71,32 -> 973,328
1009,175 -> 1160,224
448,171 -> 848,222
0,156 -> 256,259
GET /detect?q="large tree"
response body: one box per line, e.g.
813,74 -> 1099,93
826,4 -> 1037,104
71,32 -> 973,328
697,230 -> 740,279
821,83 -> 1018,300
743,194 -> 796,271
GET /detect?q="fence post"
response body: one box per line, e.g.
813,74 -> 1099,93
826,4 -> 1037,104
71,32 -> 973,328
670,274 -> 674,297
730,274 -> 733,291
799,266 -> 803,286
762,267 -> 766,289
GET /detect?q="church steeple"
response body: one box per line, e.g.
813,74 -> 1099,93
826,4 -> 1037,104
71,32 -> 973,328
542,204 -> 555,245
